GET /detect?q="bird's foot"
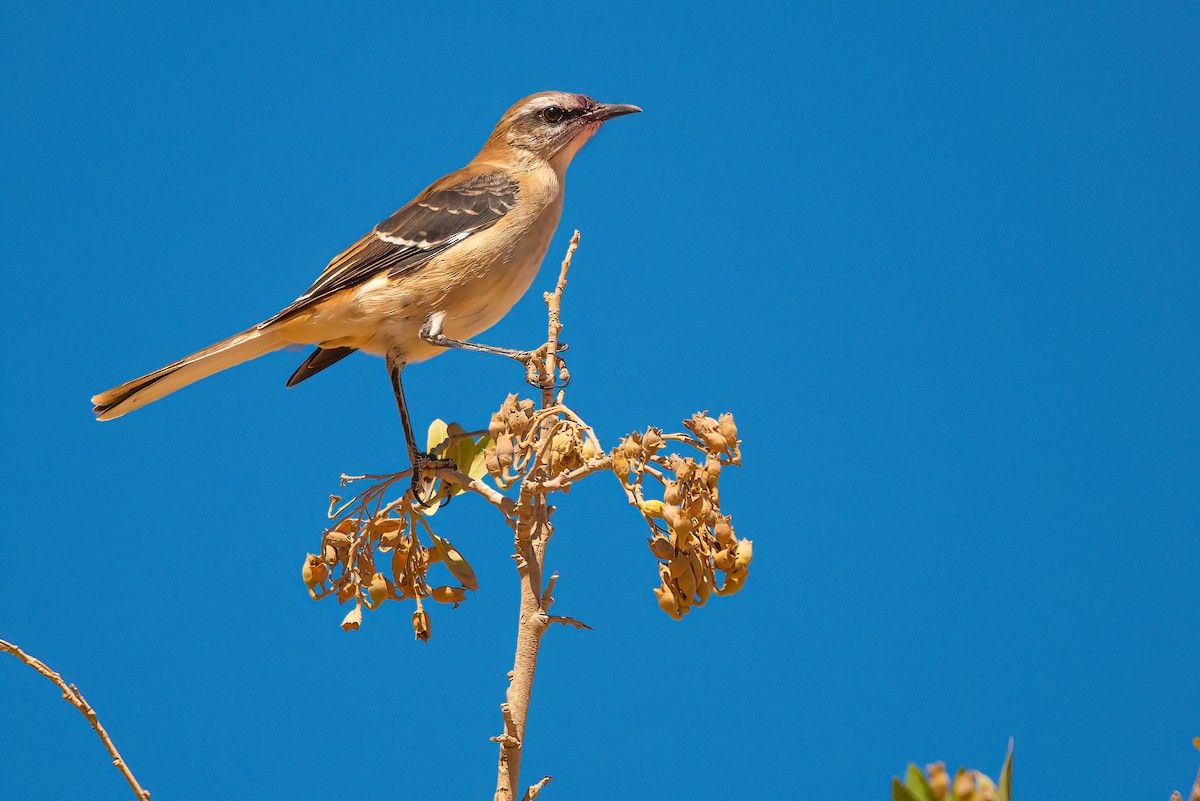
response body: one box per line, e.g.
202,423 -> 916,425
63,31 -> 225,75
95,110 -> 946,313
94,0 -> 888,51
410,451 -> 455,508
514,342 -> 570,390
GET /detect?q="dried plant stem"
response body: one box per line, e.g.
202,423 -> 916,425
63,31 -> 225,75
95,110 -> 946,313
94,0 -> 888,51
0,638 -> 150,801
493,232 -> 579,801
493,517 -> 553,801
541,230 -> 578,409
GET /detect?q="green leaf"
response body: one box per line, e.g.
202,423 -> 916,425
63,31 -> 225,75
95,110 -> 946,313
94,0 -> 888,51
430,534 -> 479,591
468,436 -> 492,480
998,738 -> 1013,801
892,777 -> 922,801
904,765 -> 937,801
426,419 -> 450,454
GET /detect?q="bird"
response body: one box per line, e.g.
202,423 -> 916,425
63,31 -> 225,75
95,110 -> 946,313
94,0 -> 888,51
91,90 -> 640,490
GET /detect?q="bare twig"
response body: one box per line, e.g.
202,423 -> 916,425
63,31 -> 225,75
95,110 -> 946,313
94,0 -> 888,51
523,775 -> 554,801
493,232 -> 581,801
540,230 -> 578,409
0,639 -> 150,801
423,466 -> 516,514
524,455 -> 613,494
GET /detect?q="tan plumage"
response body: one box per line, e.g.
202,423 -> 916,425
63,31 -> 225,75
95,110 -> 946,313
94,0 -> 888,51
92,91 -> 640,422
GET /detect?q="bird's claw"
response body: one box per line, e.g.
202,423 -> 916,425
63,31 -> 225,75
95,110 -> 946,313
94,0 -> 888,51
518,344 -> 570,390
410,451 -> 455,508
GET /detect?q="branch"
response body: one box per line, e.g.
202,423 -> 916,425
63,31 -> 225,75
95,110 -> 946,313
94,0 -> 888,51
423,466 -> 516,514
523,775 -> 553,801
1,638 -> 151,800
493,232 -> 580,801
524,455 -> 613,494
540,230 -> 578,408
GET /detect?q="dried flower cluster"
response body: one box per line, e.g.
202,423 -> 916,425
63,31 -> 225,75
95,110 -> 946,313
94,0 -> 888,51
301,405 -> 750,630
483,393 -> 596,490
894,742 -> 1013,801
617,412 -> 752,619
301,425 -> 491,639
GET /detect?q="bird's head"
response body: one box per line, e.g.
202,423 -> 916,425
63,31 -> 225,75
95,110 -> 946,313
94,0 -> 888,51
483,91 -> 641,171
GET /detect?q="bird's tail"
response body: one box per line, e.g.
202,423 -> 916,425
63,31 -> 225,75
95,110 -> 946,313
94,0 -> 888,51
91,325 -> 287,421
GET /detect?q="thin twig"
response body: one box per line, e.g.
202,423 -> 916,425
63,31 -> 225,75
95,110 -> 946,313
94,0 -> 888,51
423,466 -> 516,514
541,230 -> 579,409
525,455 -> 614,494
523,775 -> 554,801
1,639 -> 151,801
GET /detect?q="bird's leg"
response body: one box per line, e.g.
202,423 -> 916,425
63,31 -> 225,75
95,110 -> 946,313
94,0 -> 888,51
387,354 -> 452,506
419,313 -> 568,389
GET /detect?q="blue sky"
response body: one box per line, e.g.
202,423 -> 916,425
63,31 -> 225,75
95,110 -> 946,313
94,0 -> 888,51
2,2 -> 1197,799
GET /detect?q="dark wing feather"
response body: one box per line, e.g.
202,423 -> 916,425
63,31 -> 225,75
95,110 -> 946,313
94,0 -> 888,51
261,170 -> 518,327
286,346 -> 357,387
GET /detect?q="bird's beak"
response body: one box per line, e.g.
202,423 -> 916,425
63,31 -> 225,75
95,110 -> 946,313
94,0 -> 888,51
587,102 -> 643,122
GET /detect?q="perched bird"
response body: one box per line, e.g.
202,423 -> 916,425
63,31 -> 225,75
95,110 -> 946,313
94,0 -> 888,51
91,91 -> 640,485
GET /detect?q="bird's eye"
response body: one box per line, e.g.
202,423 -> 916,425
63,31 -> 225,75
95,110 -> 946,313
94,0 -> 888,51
541,106 -> 566,124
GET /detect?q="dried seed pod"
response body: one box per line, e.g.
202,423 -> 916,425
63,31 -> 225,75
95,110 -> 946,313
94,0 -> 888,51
325,532 -> 351,548
301,554 -> 328,588
640,499 -> 665,519
685,496 -> 712,525
663,480 -> 682,505
495,434 -> 516,466
581,438 -> 598,460
676,561 -> 697,599
926,764 -> 948,801
642,428 -> 663,453
713,548 -> 736,573
653,584 -> 684,620
411,609 -> 431,642
704,457 -> 722,487
699,430 -> 729,455
647,537 -> 676,560
694,564 -> 712,606
715,571 -> 746,596
674,456 -> 700,482
734,538 -> 754,570
611,450 -> 631,485
340,605 -> 362,632
430,585 -> 467,605
669,524 -> 692,553
718,412 -> 738,448
713,516 -> 736,549
484,447 -> 503,478
685,412 -> 720,436
952,770 -> 974,801
391,549 -> 407,586
621,437 -> 642,458
373,517 -> 403,534
367,572 -> 388,605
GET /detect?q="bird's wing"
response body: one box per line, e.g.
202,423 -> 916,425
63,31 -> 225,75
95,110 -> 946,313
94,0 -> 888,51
261,168 -> 518,327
